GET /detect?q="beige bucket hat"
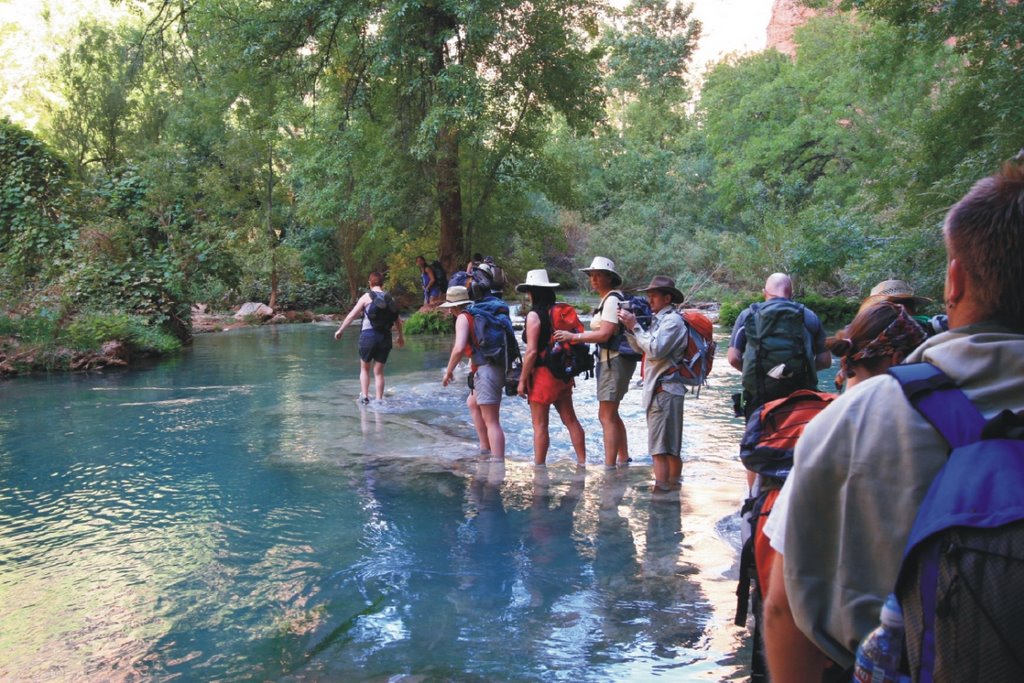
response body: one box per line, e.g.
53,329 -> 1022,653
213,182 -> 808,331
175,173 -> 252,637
439,285 -> 472,308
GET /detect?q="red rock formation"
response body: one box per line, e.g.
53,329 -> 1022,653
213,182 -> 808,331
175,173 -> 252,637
766,0 -> 849,57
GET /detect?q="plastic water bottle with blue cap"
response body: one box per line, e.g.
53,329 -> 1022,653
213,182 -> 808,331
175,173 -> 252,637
853,593 -> 910,683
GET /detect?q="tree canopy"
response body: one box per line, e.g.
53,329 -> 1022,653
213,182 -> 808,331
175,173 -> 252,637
2,0 -> 1023,352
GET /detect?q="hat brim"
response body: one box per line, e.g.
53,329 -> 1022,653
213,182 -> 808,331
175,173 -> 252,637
438,300 -> 471,308
859,294 -> 933,312
580,268 -> 623,287
638,286 -> 685,304
515,282 -> 559,292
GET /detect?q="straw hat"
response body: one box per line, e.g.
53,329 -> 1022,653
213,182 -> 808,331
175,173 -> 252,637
637,275 -> 685,304
515,269 -> 560,292
439,285 -> 472,308
860,279 -> 933,311
580,256 -> 623,287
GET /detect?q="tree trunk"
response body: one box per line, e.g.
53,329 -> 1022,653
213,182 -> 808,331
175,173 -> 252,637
267,145 -> 278,310
436,126 -> 464,276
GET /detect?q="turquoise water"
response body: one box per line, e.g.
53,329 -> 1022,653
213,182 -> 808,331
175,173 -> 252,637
0,323 -> 837,681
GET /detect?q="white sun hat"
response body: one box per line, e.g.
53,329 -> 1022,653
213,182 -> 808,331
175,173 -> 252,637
580,256 -> 623,287
515,269 -> 560,292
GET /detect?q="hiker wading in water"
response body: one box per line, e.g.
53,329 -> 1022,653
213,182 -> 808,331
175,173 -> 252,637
553,256 -> 636,469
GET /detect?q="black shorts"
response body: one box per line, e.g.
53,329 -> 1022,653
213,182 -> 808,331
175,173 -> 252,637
358,329 -> 392,364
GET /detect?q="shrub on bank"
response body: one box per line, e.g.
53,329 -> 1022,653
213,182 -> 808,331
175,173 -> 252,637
718,294 -> 859,329
1,310 -> 181,372
403,310 -> 455,335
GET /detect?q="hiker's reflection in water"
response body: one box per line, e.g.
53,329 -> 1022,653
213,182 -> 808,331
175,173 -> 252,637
452,460 -> 512,612
524,466 -> 586,609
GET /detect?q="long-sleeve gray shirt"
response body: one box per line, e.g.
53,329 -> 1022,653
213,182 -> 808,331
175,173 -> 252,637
625,308 -> 689,410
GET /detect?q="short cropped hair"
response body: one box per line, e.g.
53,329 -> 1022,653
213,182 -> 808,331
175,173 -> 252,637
368,271 -> 384,288
944,161 -> 1024,326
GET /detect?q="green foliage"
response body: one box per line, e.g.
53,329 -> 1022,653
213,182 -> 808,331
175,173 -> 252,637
718,294 -> 859,329
797,293 -> 860,328
64,311 -> 180,354
0,119 -> 75,281
697,13 -> 954,293
0,309 -> 61,345
403,310 -> 455,335
717,297 -> 759,328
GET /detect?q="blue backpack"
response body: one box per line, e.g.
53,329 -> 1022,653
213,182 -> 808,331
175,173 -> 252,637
887,363 -> 1024,683
599,291 -> 652,359
466,298 -> 519,370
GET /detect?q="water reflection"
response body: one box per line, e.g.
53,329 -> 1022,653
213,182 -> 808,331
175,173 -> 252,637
0,324 -> 837,681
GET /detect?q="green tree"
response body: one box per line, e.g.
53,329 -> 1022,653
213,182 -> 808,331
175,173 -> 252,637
132,0 -> 607,279
0,119 -> 74,284
698,13 -> 950,293
47,21 -> 168,176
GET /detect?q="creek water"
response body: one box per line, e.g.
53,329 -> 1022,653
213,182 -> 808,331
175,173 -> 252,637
0,322 -> 837,682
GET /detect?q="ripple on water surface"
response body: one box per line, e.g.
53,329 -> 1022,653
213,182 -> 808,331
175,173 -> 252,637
0,324 -> 838,681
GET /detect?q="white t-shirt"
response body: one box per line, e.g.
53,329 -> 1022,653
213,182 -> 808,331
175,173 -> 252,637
763,476 -> 792,553
592,291 -> 623,361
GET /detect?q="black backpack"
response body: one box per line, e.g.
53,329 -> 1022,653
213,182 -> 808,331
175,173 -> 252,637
888,363 -> 1024,683
430,260 -> 446,289
365,291 -> 399,332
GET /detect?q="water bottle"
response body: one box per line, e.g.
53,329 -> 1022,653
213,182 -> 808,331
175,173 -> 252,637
853,593 -> 910,683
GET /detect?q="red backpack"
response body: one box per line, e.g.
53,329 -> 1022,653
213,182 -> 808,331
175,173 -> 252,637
675,308 -> 716,397
542,303 -> 594,380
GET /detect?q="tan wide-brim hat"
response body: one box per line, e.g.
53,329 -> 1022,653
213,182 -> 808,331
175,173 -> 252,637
860,279 -> 933,311
439,285 -> 472,308
580,256 -> 623,287
515,269 -> 560,292
637,275 -> 685,304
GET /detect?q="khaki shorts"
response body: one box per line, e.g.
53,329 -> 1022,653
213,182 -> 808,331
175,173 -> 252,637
595,354 -> 637,402
472,362 -> 504,406
648,390 -> 685,457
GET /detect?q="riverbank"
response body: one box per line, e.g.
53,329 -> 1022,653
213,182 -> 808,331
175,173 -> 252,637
0,306 -> 339,378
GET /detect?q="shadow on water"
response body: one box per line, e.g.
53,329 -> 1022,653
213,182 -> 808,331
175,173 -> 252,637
0,323 -> 838,682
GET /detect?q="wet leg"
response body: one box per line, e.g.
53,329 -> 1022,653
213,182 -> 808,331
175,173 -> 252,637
529,401 -> 551,465
553,394 -> 586,465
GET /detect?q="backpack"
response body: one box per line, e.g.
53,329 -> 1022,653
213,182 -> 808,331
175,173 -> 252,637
542,303 -> 595,381
887,363 -> 1024,683
466,298 -> 520,370
365,291 -> 400,332
448,270 -> 471,288
468,264 -> 504,301
741,299 -> 816,410
599,292 -> 652,359
735,389 -> 838,680
674,308 -> 717,397
430,260 -> 446,289
739,389 -> 837,481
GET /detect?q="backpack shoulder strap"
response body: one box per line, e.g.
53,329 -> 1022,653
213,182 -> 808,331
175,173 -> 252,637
888,362 -> 985,448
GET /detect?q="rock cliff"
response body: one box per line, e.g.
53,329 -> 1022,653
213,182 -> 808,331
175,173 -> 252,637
767,0 -> 843,57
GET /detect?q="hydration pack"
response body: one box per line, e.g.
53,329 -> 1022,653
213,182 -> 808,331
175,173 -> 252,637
466,298 -> 519,370
365,291 -> 399,332
542,303 -> 594,381
741,299 -> 816,410
599,291 -> 652,359
886,363 -> 1024,683
674,308 -> 717,397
